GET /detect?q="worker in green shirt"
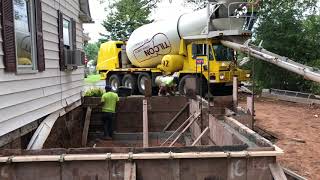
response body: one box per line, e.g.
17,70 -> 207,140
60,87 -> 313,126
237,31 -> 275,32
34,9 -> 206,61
155,76 -> 178,96
101,85 -> 119,140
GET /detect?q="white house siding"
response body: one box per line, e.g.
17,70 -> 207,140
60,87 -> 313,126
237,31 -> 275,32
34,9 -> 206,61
0,0 -> 85,137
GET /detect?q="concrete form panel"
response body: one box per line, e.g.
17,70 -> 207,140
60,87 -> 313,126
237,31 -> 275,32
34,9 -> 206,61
90,96 -> 189,135
227,158 -> 247,180
61,161 -> 111,180
2,162 -> 60,180
0,156 -> 277,180
246,157 -> 274,180
180,158 -> 228,180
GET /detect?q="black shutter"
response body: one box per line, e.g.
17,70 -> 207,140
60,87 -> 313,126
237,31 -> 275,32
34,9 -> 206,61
58,10 -> 65,70
71,18 -> 76,50
35,0 -> 45,72
1,0 -> 16,72
81,51 -> 85,65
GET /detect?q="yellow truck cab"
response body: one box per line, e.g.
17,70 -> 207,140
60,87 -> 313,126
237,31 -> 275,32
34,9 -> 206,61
96,39 -> 250,96
96,41 -> 124,77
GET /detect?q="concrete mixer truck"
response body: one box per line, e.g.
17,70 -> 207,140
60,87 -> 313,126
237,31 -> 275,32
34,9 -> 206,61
96,1 -> 253,95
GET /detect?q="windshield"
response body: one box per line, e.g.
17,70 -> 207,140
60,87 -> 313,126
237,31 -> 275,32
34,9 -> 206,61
193,44 -> 214,60
213,45 -> 234,61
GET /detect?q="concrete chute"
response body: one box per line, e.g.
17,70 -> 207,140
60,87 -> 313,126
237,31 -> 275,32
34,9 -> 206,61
221,40 -> 320,83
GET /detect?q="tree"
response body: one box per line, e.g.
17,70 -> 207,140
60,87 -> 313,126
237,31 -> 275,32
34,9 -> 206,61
251,0 -> 320,93
101,0 -> 157,41
183,0 -> 206,10
84,43 -> 100,65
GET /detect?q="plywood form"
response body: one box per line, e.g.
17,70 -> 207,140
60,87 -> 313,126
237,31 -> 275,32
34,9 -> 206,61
0,157 -> 276,180
89,96 -> 189,134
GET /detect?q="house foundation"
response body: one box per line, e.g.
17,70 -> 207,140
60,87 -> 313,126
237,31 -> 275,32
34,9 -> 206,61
0,96 -> 302,179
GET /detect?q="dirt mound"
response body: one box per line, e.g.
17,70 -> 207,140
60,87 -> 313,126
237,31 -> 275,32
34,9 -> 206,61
243,98 -> 320,180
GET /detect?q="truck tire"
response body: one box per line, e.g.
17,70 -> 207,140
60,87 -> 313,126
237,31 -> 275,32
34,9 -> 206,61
122,74 -> 138,94
178,75 -> 208,96
108,74 -> 121,92
137,73 -> 151,95
178,75 -> 194,95
210,84 -> 233,96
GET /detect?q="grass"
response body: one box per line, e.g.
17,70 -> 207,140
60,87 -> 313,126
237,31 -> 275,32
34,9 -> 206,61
84,74 -> 101,83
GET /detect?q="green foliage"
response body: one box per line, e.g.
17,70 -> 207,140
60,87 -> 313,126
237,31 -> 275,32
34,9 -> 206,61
84,87 -> 105,97
252,0 -> 320,93
84,43 -> 100,64
101,0 -> 157,41
84,74 -> 101,83
183,0 -> 206,9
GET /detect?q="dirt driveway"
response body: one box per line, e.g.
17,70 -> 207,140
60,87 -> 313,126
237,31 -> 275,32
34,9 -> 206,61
244,98 -> 320,180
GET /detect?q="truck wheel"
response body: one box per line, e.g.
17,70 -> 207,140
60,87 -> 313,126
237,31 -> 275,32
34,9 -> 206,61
178,75 -> 194,95
179,75 -> 208,96
122,74 -> 137,94
137,73 -> 151,95
108,74 -> 121,92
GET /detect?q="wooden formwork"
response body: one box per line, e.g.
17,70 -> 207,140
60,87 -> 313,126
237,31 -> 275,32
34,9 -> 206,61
0,96 -> 287,180
0,154 -> 277,180
89,96 -> 189,136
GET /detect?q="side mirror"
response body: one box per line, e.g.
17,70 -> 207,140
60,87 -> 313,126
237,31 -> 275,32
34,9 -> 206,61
192,44 -> 197,59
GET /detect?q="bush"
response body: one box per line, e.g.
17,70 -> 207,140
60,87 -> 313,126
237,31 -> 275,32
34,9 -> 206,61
84,88 -> 105,97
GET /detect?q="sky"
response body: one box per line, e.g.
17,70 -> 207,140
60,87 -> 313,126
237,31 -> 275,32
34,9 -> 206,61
83,0 -> 194,43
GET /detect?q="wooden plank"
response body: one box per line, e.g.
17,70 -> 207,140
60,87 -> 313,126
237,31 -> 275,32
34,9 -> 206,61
282,167 -> 307,180
269,163 -> 288,180
143,99 -> 148,147
161,112 -> 200,146
171,160 -> 180,180
124,162 -> 136,180
227,158 -> 247,180
233,76 -> 238,109
191,126 -> 209,146
81,107 -> 92,147
247,96 -> 254,115
162,103 -> 189,132
144,79 -> 152,97
169,112 -> 200,147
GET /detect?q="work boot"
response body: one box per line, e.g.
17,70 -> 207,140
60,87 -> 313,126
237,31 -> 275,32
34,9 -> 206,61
102,136 -> 112,140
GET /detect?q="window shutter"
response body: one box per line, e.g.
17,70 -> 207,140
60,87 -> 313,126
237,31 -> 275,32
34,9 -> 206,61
71,18 -> 77,50
57,10 -> 65,70
35,0 -> 45,72
1,0 -> 16,72
81,51 -> 85,65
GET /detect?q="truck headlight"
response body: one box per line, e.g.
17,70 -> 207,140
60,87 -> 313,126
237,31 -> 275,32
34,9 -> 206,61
219,74 -> 225,80
246,73 -> 251,78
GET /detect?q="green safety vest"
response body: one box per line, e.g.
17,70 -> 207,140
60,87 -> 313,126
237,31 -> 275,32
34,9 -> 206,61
156,76 -> 175,87
163,77 -> 174,87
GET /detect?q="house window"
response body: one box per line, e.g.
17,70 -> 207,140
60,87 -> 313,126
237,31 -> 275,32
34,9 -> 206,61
58,10 -> 80,70
63,19 -> 72,49
13,0 -> 37,69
